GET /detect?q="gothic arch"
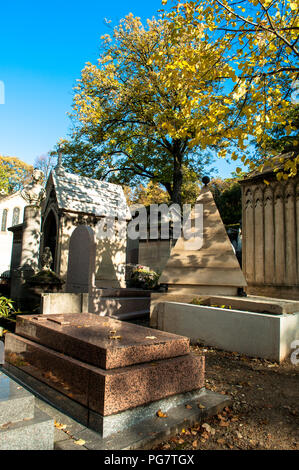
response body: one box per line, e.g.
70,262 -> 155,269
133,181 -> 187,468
42,208 -> 59,271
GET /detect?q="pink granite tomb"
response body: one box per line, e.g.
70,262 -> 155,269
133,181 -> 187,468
4,313 -> 205,417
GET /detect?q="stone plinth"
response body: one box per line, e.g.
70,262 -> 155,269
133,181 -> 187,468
4,313 -> 205,427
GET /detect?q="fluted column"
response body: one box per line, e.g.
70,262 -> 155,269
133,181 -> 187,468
264,186 -> 275,284
244,187 -> 254,282
285,183 -> 297,285
254,188 -> 264,284
274,184 -> 285,285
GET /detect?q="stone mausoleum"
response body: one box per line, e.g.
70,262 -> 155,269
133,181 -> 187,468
41,163 -> 131,290
241,160 -> 299,300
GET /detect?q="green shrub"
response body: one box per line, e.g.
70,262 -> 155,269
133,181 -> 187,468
0,296 -> 16,319
130,266 -> 160,290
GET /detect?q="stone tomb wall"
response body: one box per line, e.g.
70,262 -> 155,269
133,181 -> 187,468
241,177 -> 299,299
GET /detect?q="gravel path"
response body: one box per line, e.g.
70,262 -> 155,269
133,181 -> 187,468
153,344 -> 299,450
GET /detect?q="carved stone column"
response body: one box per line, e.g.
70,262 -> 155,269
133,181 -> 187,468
264,186 -> 275,284
10,169 -> 45,308
244,187 -> 254,283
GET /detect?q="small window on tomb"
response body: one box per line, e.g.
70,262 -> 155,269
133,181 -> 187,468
12,207 -> 20,226
1,209 -> 8,231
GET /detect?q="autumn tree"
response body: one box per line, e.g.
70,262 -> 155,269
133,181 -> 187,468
58,12 -> 248,205
164,0 -> 299,179
0,156 -> 33,195
127,166 -> 202,205
130,181 -> 170,206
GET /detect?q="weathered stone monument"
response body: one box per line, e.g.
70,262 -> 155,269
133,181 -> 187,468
158,183 -> 247,295
150,181 -> 247,326
41,161 -> 130,287
150,180 -> 299,362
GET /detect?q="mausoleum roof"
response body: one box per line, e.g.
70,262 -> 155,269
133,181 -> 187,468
46,169 -> 131,220
240,152 -> 296,183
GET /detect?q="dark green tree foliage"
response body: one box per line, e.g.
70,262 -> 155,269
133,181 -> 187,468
210,178 -> 242,226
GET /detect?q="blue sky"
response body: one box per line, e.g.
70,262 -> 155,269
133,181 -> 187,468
0,0 -> 245,178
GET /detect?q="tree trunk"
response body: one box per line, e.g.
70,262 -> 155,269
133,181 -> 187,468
172,153 -> 183,206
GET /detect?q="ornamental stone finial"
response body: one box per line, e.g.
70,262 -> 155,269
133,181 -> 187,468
202,176 -> 210,186
21,169 -> 46,206
54,146 -> 65,176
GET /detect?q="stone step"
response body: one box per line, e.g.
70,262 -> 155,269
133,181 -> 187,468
110,309 -> 149,321
94,296 -> 150,316
94,287 -> 151,298
4,333 -> 204,418
0,405 -> 54,450
0,370 -> 54,450
0,370 -> 35,426
15,313 -> 189,370
100,297 -> 150,316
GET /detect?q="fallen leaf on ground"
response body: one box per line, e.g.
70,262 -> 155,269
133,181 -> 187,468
1,422 -> 11,429
156,409 -> 168,418
185,404 -> 192,409
202,423 -> 215,435
54,420 -> 67,430
217,413 -> 226,420
192,440 -> 198,448
146,336 -> 157,340
74,439 -> 86,446
219,421 -> 229,427
198,403 -> 205,409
